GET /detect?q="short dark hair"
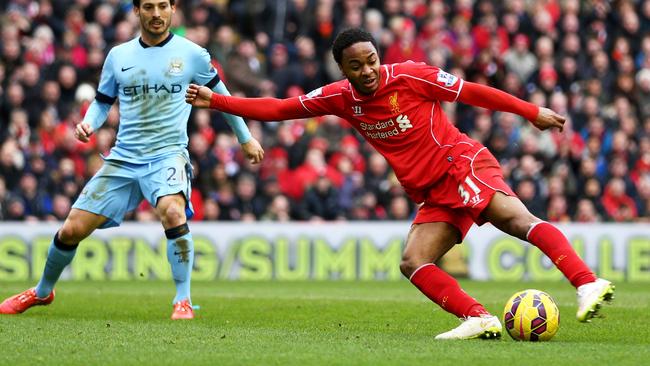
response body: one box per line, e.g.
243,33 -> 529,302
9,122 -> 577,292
133,0 -> 175,7
332,28 -> 378,64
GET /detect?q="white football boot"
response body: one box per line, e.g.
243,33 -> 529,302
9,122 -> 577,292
576,278 -> 615,322
434,314 -> 502,340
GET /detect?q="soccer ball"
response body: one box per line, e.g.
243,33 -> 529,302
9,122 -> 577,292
502,289 -> 560,341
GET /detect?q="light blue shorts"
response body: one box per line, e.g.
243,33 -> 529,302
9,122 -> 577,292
73,153 -> 194,228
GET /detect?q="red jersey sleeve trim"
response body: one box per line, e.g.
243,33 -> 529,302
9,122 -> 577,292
299,92 -> 344,114
454,79 -> 464,101
394,73 -> 461,96
209,93 -> 312,121
298,97 -> 315,114
457,81 -> 539,121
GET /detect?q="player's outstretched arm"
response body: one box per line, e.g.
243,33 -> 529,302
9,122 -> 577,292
185,84 -> 313,121
457,82 -> 565,132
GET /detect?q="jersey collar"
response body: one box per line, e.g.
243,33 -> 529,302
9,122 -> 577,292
139,32 -> 174,48
349,65 -> 388,102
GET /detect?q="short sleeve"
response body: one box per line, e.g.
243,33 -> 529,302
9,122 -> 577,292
96,49 -> 118,103
397,63 -> 464,102
298,83 -> 344,116
193,47 -> 220,88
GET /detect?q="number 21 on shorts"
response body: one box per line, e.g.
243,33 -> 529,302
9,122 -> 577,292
458,176 -> 483,207
166,166 -> 185,186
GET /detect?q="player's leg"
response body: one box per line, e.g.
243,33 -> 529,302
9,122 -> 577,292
0,209 -> 107,314
156,192 -> 194,307
0,160 -> 141,315
401,213 -> 501,340
482,192 -> 614,321
144,154 -> 195,319
35,209 -> 107,298
402,222 -> 488,318
460,147 -> 613,322
481,192 -> 596,285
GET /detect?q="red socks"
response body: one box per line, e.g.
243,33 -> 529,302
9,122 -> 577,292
410,264 -> 488,318
527,222 -> 596,288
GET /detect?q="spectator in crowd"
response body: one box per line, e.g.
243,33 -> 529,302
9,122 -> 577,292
298,174 -> 341,221
504,34 -> 537,83
226,39 -> 273,97
48,193 -> 71,221
387,195 -> 411,220
0,0 -> 648,223
602,177 -> 639,221
574,198 -> 602,222
261,194 -> 292,222
233,172 -> 266,219
636,174 -> 650,220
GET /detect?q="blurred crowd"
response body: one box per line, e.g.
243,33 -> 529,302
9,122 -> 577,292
0,0 -> 649,223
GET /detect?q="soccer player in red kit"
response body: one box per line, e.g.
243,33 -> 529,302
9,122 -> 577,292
186,28 -> 614,339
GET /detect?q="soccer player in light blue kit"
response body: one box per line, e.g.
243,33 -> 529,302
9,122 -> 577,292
0,0 -> 264,319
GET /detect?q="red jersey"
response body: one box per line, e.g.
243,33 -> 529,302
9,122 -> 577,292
298,62 -> 477,202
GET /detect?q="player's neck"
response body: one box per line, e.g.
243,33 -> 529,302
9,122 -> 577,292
140,31 -> 171,47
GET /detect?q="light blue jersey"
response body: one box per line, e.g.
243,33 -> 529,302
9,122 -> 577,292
83,33 -> 250,163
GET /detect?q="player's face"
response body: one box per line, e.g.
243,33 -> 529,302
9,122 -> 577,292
135,0 -> 175,39
339,42 -> 381,95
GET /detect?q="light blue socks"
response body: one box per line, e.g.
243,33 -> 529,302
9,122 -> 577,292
35,233 -> 77,298
165,224 -> 194,304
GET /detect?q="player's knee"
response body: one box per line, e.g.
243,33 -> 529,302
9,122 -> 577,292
161,203 -> 186,227
399,255 -> 420,278
518,215 -> 539,233
58,222 -> 85,244
501,213 -> 539,240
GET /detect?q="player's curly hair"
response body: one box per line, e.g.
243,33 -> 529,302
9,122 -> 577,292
133,0 -> 176,7
332,28 -> 378,64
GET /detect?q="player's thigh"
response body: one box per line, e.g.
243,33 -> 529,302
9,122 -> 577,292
140,154 -> 193,220
467,151 -> 538,239
482,192 -> 540,240
401,217 -> 464,277
403,222 -> 459,262
72,161 -> 143,228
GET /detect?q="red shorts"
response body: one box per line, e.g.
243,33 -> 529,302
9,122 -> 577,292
412,146 -> 515,242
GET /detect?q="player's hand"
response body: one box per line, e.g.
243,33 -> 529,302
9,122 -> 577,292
74,122 -> 94,142
185,83 -> 213,108
532,107 -> 565,132
241,137 -> 265,164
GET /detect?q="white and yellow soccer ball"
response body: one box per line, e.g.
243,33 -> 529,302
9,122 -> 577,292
503,289 -> 560,341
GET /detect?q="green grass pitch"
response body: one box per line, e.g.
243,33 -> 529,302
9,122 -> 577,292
0,280 -> 648,365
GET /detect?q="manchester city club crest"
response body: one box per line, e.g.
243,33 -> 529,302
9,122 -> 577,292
168,59 -> 183,75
